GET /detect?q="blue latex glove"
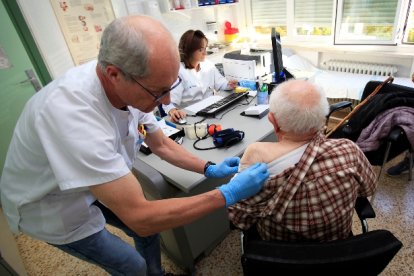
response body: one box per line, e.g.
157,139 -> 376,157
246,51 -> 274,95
218,163 -> 269,207
205,157 -> 240,178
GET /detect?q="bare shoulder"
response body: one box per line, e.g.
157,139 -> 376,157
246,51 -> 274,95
241,142 -> 274,166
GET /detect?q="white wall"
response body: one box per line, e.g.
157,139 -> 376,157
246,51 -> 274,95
16,0 -> 241,78
161,5 -> 240,43
16,0 -> 413,79
284,43 -> 414,78
16,0 -> 128,78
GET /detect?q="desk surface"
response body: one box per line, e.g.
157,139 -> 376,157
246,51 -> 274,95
133,93 -> 275,193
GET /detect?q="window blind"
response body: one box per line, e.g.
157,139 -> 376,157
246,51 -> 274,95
403,0 -> 414,43
251,0 -> 286,26
342,0 -> 398,24
294,0 -> 333,25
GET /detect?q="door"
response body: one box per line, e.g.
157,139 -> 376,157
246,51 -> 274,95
0,1 -> 49,275
0,0 -> 44,174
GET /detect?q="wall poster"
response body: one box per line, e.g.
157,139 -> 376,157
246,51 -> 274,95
50,0 -> 115,65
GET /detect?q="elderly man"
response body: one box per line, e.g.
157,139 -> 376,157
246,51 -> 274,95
0,15 -> 269,275
228,80 -> 377,242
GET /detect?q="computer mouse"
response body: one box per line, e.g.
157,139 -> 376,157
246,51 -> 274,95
176,118 -> 187,125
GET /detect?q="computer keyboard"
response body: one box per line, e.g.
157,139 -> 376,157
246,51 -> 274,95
196,92 -> 249,117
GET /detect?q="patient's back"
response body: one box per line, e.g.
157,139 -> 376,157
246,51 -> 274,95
228,134 -> 377,242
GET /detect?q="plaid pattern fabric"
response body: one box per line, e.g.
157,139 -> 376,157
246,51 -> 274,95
228,132 -> 377,241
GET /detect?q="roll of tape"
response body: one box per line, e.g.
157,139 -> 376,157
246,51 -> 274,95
184,123 -> 208,140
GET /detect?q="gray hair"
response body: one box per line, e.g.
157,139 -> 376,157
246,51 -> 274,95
269,80 -> 329,134
98,17 -> 149,79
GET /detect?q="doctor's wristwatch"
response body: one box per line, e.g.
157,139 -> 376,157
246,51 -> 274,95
203,161 -> 216,176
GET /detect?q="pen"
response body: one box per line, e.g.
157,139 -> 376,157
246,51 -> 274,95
209,86 -> 218,95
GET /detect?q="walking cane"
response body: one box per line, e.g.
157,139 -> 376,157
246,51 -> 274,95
326,76 -> 394,138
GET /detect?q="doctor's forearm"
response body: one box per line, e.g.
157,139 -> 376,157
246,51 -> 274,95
151,137 -> 205,174
131,189 -> 225,236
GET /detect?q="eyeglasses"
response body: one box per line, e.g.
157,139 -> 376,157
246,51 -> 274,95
132,76 -> 182,103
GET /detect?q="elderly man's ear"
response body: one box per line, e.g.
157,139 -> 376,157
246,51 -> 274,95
268,112 -> 280,132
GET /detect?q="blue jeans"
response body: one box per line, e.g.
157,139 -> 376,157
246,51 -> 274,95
51,201 -> 163,276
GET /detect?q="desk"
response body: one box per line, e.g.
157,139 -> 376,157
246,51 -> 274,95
132,94 -> 275,273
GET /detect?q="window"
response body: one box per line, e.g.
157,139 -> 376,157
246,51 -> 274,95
250,0 -> 287,35
249,0 -> 333,38
294,0 -> 333,36
248,0 -> 408,45
335,0 -> 400,44
403,1 -> 414,43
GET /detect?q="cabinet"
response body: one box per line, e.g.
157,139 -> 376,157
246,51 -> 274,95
158,0 -> 242,47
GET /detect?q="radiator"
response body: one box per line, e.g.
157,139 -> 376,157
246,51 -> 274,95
324,60 -> 398,76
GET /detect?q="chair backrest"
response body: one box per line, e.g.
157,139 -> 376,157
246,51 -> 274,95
330,81 -> 414,141
241,230 -> 402,276
361,81 -> 414,101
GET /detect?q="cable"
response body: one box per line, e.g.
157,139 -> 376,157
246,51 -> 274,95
191,117 -> 216,150
193,137 -> 218,150
190,95 -> 256,148
217,96 -> 255,120
193,118 -> 208,140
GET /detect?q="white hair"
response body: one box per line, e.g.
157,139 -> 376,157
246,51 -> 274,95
269,80 -> 329,134
97,16 -> 149,79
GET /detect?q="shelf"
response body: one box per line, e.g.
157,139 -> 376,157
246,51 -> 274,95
168,2 -> 238,13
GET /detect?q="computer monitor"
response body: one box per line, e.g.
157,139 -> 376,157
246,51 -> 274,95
271,27 -> 285,83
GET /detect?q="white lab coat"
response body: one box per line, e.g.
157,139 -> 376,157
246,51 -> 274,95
0,60 -> 159,244
163,60 -> 230,114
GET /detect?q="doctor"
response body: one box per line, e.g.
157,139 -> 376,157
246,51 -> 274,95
162,30 -> 238,123
0,16 -> 269,276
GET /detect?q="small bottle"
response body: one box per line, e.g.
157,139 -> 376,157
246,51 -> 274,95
173,0 -> 181,9
180,0 -> 192,9
257,83 -> 268,105
191,0 -> 199,7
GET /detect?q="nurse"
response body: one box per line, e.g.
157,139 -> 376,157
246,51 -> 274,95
162,30 -> 238,122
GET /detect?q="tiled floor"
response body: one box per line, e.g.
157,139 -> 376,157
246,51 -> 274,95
14,154 -> 414,275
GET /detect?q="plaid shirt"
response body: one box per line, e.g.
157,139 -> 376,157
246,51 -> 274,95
228,132 -> 377,241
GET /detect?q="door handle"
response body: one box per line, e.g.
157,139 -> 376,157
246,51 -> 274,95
18,69 -> 42,92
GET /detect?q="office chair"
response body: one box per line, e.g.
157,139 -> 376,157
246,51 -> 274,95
328,80 -> 414,180
325,100 -> 353,129
240,197 -> 402,276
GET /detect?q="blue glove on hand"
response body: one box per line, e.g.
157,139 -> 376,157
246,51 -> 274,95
218,163 -> 269,207
205,157 -> 240,178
